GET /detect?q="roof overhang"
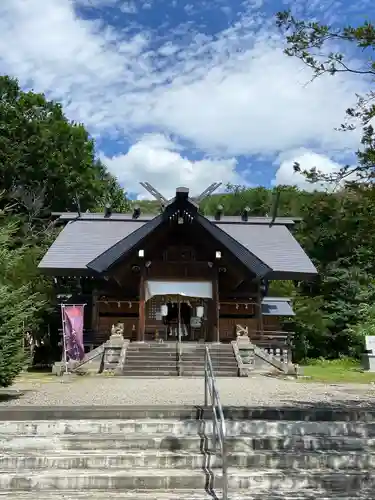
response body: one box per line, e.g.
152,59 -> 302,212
87,214 -> 163,274
262,297 -> 295,316
195,214 -> 271,278
86,196 -> 271,278
40,187 -> 317,281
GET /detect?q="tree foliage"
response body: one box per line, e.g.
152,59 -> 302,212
276,12 -> 375,184
0,76 -> 131,385
0,215 -> 49,387
177,184 -> 375,361
0,76 -> 129,216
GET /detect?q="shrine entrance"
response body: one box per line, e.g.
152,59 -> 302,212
144,280 -> 214,342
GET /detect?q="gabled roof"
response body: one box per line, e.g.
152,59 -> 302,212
220,223 -> 317,279
39,188 -> 317,279
38,219 -> 146,272
52,212 -> 300,226
88,215 -> 163,274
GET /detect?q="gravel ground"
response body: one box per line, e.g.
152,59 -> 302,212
1,375 -> 375,407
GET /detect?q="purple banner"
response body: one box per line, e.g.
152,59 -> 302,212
62,305 -> 85,361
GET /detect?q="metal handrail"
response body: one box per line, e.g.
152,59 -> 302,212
176,324 -> 182,376
176,339 -> 182,376
204,346 -> 228,500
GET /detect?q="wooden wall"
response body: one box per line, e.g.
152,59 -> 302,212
96,300 -> 139,341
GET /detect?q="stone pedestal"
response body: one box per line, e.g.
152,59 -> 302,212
52,361 -> 65,376
237,336 -> 254,366
362,352 -> 375,372
103,334 -> 125,373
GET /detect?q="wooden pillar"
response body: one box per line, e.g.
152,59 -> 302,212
137,272 -> 145,342
257,283 -> 264,336
91,289 -> 98,350
212,269 -> 220,343
91,289 -> 98,330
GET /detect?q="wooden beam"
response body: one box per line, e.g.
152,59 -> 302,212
137,272 -> 146,342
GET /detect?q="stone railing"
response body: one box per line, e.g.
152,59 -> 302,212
103,334 -> 129,373
114,339 -> 130,375
231,339 -> 254,377
233,331 -> 296,375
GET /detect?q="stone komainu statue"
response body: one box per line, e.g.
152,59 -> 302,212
111,322 -> 125,337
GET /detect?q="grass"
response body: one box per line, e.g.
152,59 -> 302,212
301,358 -> 375,384
14,371 -> 55,383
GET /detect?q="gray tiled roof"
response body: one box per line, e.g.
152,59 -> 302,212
53,212 -> 299,226
38,220 -> 145,271
262,297 -> 295,316
219,223 -> 317,277
39,216 -> 317,278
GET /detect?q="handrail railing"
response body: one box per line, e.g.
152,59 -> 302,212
176,339 -> 182,376
204,346 -> 228,500
176,324 -> 182,376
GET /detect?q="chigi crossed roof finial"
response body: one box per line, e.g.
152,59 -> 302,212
139,182 -> 222,205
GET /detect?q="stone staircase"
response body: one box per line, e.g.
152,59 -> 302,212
0,405 -> 374,499
122,343 -> 178,377
121,343 -> 238,377
181,343 -> 238,377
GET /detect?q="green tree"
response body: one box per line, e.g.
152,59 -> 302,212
276,13 -> 375,184
0,215 -> 48,387
0,76 -> 129,217
199,185 -> 375,360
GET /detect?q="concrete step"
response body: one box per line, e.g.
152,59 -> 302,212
124,360 -> 178,367
181,360 -> 235,365
181,364 -> 237,371
2,419 -> 375,438
1,490 -> 370,500
1,450 -> 375,470
125,359 -> 177,364
2,433 -> 375,454
121,371 -> 178,377
183,352 -> 233,357
2,406 -> 375,422
181,372 -> 238,377
125,354 -> 178,358
1,468 -> 374,492
126,351 -> 177,356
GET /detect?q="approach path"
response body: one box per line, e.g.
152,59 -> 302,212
1,375 -> 375,407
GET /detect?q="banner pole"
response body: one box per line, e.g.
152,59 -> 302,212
60,304 -> 69,375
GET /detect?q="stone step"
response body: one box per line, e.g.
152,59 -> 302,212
181,359 -> 236,365
182,365 -> 237,370
2,433 -> 375,453
2,406 -> 375,422
183,351 -> 233,356
181,372 -> 238,377
1,450 -> 375,470
2,419 -> 375,438
2,490 -> 369,500
125,354 -> 179,358
0,468 -> 374,492
121,371 -> 178,377
124,360 -> 178,367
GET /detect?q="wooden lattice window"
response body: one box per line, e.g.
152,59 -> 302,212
147,297 -> 158,319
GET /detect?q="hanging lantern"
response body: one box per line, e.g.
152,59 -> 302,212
196,306 -> 204,318
161,304 -> 168,317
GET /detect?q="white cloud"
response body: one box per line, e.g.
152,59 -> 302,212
0,0 -> 369,192
101,134 -> 242,199
272,149 -> 344,191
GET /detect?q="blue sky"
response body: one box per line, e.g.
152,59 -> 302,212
0,0 -> 373,199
